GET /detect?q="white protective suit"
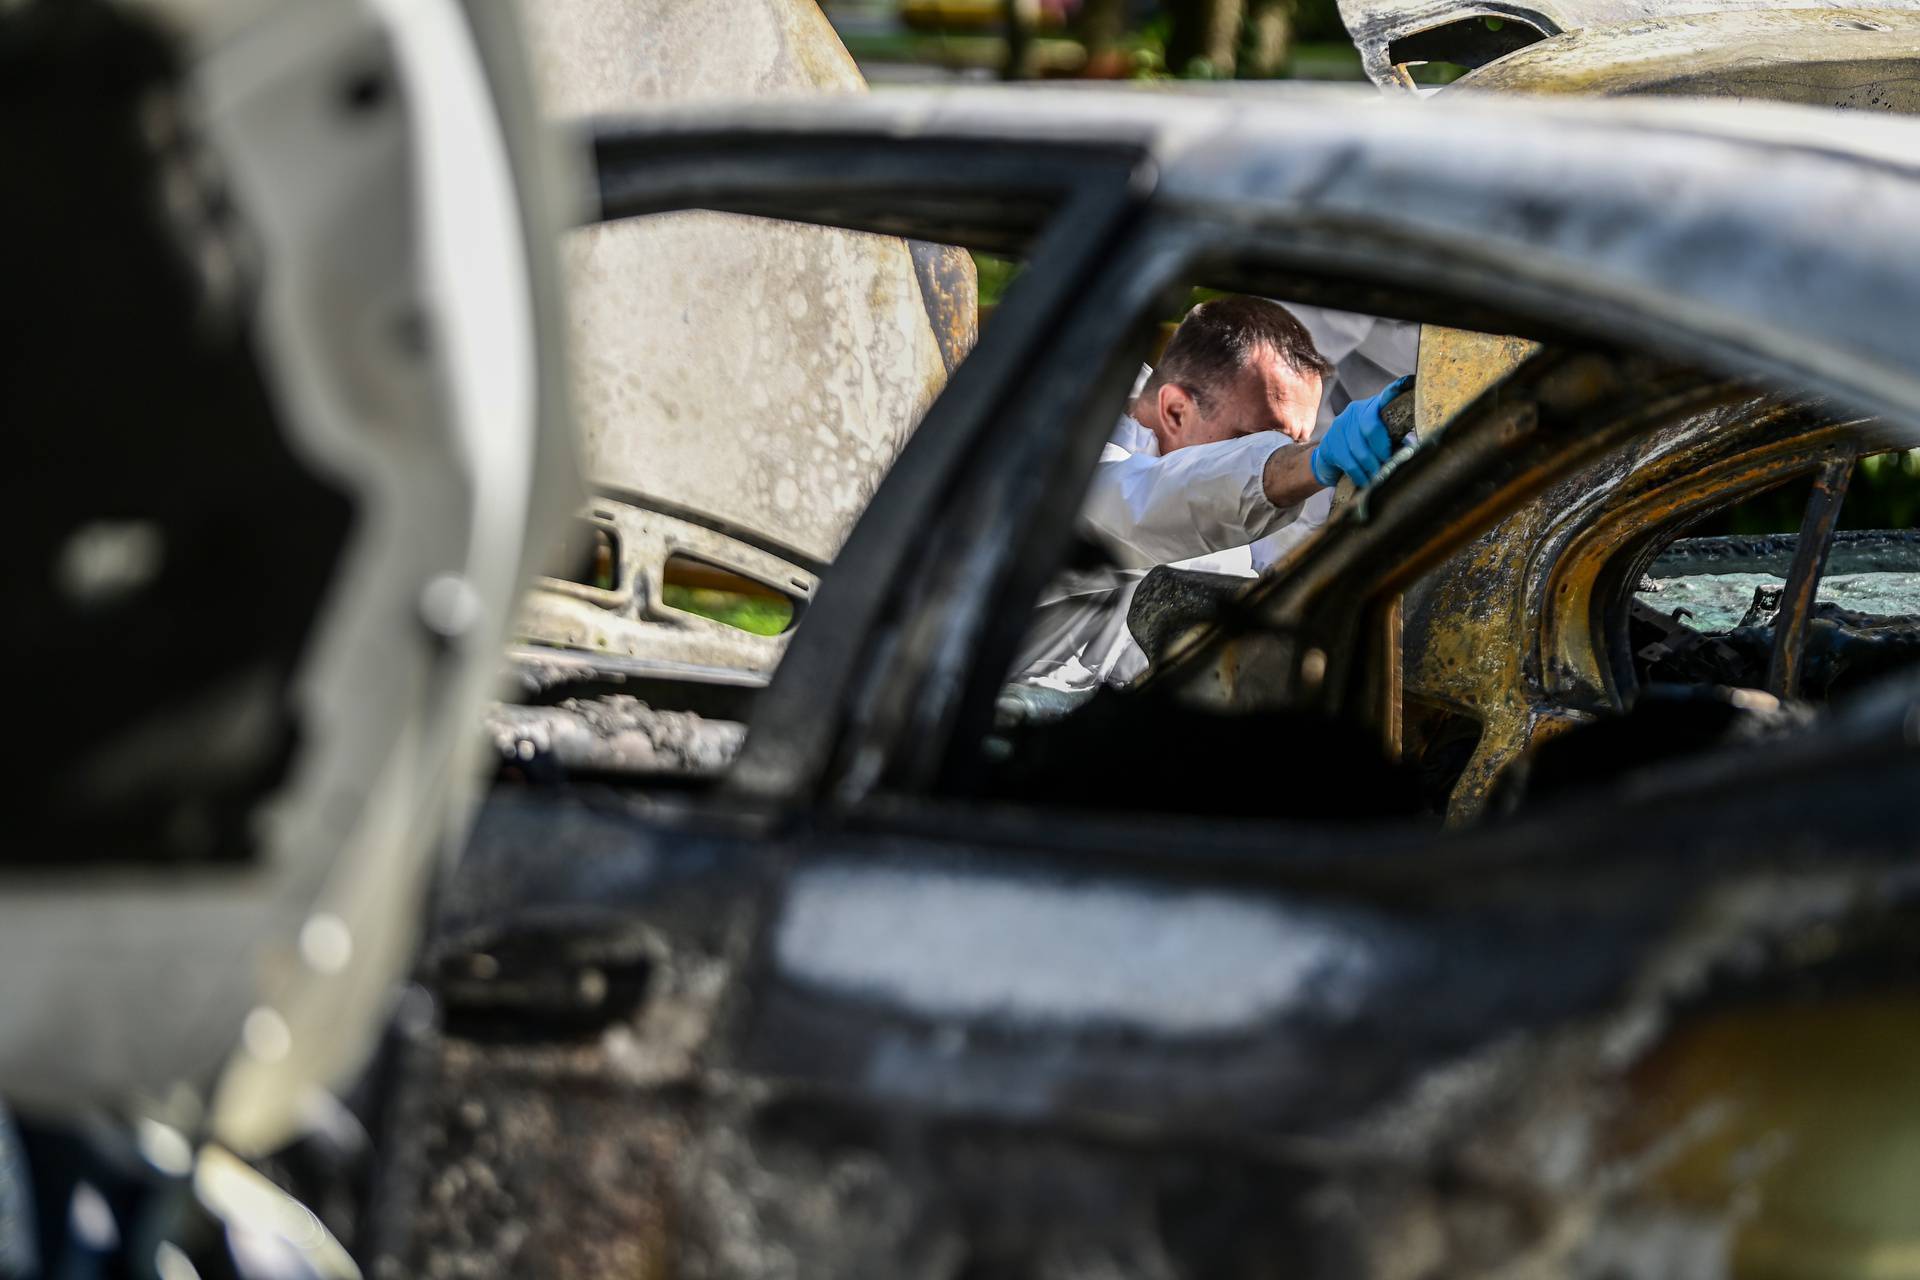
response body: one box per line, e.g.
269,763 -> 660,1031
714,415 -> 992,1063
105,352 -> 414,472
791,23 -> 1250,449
1013,307 -> 1418,692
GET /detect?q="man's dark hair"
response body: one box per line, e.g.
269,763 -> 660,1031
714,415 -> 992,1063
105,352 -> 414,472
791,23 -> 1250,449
1144,296 -> 1334,411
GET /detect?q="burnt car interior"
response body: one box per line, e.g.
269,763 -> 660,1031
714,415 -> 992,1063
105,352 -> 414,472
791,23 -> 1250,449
954,336 -> 1908,825
897,252 -> 1920,829
503,123 -> 1920,852
379,101 -> 1920,1277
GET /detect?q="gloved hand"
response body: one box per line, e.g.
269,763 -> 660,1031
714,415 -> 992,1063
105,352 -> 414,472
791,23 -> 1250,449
1310,375 -> 1412,488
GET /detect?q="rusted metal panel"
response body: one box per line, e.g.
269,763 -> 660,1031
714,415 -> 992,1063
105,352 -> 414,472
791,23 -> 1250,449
909,238 -> 981,378
1399,392 -> 1875,818
1156,328 -> 1902,820
1163,349 -> 1740,714
1767,454 -> 1854,697
1311,7 -> 1920,812
1413,327 -> 1539,438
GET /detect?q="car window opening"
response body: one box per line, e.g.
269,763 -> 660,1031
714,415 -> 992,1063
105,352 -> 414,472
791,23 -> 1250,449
947,284 -> 1920,829
662,554 -> 797,637
552,518 -> 621,594
957,287 -> 1443,822
500,200 -> 1920,832
1633,451 -> 1920,708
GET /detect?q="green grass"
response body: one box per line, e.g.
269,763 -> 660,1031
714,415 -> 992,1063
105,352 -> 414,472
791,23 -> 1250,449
840,31 -> 1088,73
663,585 -> 794,636
842,24 -> 1370,83
1286,41 -> 1367,80
973,252 -> 1023,308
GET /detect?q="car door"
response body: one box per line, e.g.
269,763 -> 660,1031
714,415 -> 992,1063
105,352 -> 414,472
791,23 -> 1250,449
411,90 -> 1920,1278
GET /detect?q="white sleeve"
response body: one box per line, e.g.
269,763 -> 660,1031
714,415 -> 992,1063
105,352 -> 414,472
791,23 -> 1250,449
1249,485 -> 1334,573
1079,432 -> 1303,570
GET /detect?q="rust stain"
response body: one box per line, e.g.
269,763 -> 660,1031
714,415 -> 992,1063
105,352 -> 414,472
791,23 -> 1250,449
908,240 -> 979,377
1406,393 -> 1865,819
1610,995 -> 1920,1280
1415,327 -> 1539,437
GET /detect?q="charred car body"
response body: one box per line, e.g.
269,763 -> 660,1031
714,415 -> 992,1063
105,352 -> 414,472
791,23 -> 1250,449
374,85 -> 1920,1279
1336,0 -> 1920,824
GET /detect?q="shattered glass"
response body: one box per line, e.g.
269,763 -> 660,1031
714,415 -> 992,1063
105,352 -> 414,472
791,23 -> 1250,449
1640,572 -> 1920,631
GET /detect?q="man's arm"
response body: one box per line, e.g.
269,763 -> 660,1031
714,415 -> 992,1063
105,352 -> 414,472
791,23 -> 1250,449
1262,377 -> 1414,512
1262,442 -> 1324,511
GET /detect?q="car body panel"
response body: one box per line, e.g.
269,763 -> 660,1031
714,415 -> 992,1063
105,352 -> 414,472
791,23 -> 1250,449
1461,6 -> 1920,100
1377,13 -> 1920,818
1338,0 -> 1920,88
399,89 -> 1920,1277
511,0 -> 973,677
516,500 -> 813,682
1401,395 -> 1894,818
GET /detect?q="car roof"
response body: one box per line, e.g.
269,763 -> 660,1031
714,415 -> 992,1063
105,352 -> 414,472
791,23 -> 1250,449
591,78 -> 1920,162
592,84 -> 1920,438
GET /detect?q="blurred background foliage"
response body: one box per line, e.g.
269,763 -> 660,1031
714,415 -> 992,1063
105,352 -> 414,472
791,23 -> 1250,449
1696,450 -> 1920,537
823,0 -> 1364,84
1851,451 -> 1920,531
663,585 -> 794,636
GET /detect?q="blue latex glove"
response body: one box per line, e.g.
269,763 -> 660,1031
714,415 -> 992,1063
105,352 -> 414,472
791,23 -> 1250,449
1310,375 -> 1412,488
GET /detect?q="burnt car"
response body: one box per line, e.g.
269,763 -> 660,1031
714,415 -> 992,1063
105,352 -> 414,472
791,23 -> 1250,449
1331,0 -> 1920,823
380,88 -> 1920,1278
1338,0 -> 1920,91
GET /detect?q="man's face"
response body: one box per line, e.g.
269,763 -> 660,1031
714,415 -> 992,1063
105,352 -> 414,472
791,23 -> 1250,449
1159,352 -> 1322,451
